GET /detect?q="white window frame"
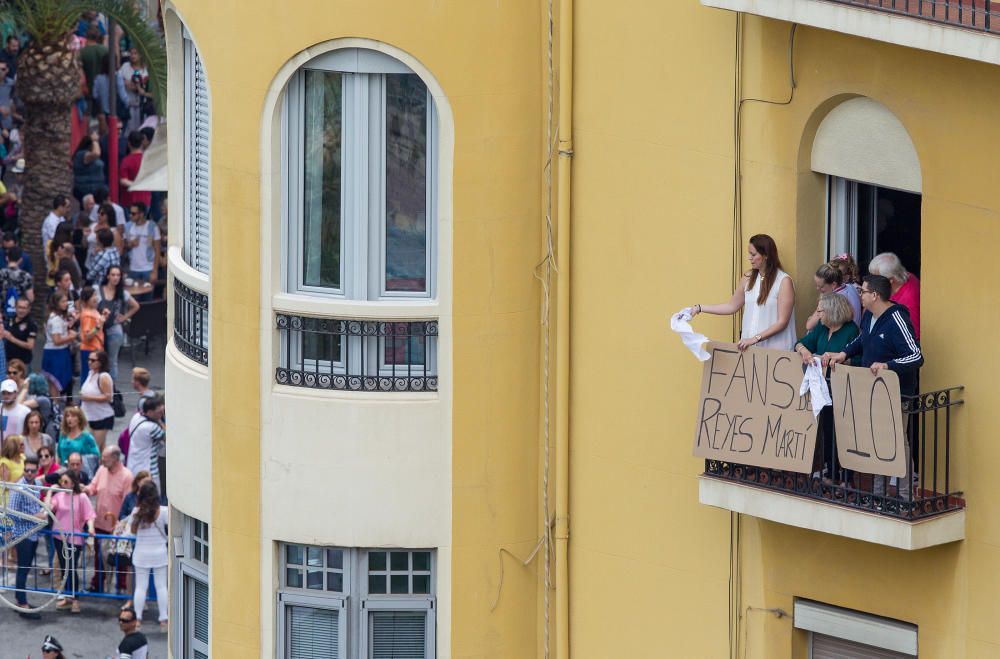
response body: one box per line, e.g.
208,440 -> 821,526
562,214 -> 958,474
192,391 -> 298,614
278,591 -> 348,659
282,48 -> 438,301
276,544 -> 436,659
174,515 -> 210,659
182,29 -> 210,274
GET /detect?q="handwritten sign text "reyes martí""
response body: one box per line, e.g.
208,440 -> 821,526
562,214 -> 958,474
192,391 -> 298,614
693,342 -> 817,473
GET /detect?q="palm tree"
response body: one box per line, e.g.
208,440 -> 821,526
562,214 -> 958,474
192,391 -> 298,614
1,0 -> 165,314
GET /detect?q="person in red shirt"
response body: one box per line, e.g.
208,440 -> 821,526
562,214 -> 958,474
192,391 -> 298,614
118,131 -> 151,210
868,252 -> 920,340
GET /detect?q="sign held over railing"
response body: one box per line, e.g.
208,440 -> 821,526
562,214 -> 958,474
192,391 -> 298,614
693,343 -> 818,473
830,365 -> 908,478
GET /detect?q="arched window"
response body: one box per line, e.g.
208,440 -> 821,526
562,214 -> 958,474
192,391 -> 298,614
283,48 -> 437,300
812,97 -> 921,276
183,29 -> 210,274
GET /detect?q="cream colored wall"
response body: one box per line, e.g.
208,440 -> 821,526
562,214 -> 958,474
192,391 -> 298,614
165,1 -> 544,657
571,4 -> 1000,657
163,338 -> 211,523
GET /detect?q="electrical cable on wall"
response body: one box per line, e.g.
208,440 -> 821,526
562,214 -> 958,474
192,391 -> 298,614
730,15 -> 798,659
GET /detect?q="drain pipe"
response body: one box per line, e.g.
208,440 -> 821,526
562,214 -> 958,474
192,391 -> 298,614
554,0 -> 574,655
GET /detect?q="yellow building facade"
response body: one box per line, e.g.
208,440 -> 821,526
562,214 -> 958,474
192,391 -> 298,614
162,0 -> 1000,657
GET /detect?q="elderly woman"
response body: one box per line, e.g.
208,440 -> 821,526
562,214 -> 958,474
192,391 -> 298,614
795,293 -> 860,366
868,252 -> 920,339
690,234 -> 797,351
804,262 -> 862,331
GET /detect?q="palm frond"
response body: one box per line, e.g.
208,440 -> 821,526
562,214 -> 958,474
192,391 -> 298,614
62,0 -> 167,115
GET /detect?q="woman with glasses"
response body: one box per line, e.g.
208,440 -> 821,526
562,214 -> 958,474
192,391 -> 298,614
36,445 -> 59,576
79,350 -> 114,450
45,468 -> 95,613
689,233 -> 798,352
96,266 -> 138,382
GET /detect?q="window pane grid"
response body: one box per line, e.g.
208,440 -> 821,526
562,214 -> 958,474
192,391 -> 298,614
278,542 -> 435,658
282,543 -> 347,593
367,551 -> 432,595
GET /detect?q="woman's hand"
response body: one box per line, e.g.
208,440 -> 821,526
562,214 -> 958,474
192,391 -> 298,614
736,335 -> 760,351
797,346 -> 814,365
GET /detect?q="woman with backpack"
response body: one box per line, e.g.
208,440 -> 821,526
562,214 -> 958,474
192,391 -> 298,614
128,479 -> 168,629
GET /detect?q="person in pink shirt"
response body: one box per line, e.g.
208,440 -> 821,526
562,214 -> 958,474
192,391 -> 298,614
869,252 -> 920,339
84,444 -> 133,593
46,469 -> 95,612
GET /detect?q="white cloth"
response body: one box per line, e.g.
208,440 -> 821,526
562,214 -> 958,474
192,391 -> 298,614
799,357 -> 832,417
671,308 -> 711,362
742,269 -> 797,351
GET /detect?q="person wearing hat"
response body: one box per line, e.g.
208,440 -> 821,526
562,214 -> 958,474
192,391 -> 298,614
41,634 -> 66,658
0,377 -> 28,440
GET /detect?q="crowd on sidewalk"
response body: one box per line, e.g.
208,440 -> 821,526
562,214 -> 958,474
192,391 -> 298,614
0,11 -> 168,657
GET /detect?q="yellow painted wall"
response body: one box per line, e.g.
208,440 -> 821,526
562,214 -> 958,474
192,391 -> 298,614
168,1 -> 545,657
570,4 -> 1000,657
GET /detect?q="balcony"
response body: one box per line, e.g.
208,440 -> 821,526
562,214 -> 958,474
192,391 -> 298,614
173,279 -> 209,366
699,385 -> 965,550
275,313 -> 438,393
827,0 -> 998,31
700,0 -> 1000,66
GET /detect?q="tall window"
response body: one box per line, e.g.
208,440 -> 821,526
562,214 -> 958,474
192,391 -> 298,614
827,176 -> 921,277
174,515 -> 210,659
277,544 -> 435,658
183,33 -> 210,274
284,48 -> 436,300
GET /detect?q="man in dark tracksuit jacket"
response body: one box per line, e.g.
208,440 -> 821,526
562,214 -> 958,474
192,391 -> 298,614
830,276 -> 923,395
825,274 -> 922,501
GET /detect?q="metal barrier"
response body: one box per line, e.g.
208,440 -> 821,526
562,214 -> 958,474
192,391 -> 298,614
0,482 -> 159,605
0,529 -> 157,602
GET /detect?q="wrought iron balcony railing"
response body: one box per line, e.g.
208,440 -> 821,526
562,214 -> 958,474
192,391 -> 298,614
704,385 -> 964,521
275,314 -> 438,393
825,0 -> 999,32
173,279 -> 209,366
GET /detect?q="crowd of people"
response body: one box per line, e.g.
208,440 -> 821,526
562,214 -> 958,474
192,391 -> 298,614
690,234 -> 923,500
0,13 -> 167,653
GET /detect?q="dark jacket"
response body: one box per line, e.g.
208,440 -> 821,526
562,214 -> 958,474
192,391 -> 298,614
843,303 -> 923,395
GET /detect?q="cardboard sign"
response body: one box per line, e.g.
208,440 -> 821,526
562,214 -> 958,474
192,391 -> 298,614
829,365 -> 908,478
693,342 -> 817,473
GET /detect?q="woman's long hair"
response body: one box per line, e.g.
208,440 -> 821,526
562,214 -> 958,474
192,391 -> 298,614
1,435 -> 21,461
102,265 -> 125,301
746,234 -> 784,305
131,480 -> 161,533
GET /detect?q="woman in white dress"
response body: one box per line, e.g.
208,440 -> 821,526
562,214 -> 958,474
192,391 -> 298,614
690,234 -> 797,351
